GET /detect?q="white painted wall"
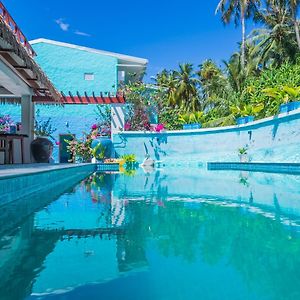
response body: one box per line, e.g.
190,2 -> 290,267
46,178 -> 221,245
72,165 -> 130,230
111,104 -> 125,136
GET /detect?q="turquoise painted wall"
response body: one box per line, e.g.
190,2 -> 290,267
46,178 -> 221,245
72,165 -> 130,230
32,42 -> 118,95
1,103 -> 102,161
113,110 -> 300,164
1,42 -> 121,162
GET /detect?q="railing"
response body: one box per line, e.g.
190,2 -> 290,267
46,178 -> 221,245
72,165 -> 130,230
0,1 -> 36,57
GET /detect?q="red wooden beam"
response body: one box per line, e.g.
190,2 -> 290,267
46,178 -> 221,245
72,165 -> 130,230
32,94 -> 126,104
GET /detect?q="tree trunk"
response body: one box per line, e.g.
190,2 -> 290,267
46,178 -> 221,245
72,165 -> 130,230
293,17 -> 300,51
241,13 -> 246,69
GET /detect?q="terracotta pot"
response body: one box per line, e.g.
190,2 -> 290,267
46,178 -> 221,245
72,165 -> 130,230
31,137 -> 53,163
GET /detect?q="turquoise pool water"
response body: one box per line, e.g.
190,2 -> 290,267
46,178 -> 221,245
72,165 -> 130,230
1,167 -> 300,300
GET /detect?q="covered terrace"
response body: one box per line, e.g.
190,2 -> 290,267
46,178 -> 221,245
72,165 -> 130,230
0,2 -> 60,163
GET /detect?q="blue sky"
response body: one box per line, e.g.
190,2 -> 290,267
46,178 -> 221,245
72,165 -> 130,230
7,0 -> 251,81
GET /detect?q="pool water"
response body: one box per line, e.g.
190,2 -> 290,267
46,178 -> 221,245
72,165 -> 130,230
1,167 -> 300,300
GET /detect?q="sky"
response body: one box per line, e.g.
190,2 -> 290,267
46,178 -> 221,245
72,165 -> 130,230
6,0 -> 251,81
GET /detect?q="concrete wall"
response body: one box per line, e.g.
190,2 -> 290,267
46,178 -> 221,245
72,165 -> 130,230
32,42 -> 118,95
113,109 -> 300,164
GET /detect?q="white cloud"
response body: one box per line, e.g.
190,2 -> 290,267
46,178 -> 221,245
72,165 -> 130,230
74,30 -> 91,37
55,18 -> 70,31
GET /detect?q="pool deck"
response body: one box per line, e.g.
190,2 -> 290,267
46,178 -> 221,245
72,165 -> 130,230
0,163 -> 97,179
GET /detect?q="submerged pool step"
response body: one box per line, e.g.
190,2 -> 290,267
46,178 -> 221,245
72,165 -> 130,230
208,162 -> 300,174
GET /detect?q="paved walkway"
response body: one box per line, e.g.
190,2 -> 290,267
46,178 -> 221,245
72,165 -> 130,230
0,163 -> 95,179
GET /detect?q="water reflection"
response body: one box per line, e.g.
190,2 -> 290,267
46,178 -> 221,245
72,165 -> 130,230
1,169 -> 300,300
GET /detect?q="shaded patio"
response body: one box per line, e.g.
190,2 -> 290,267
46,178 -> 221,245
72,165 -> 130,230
0,2 -> 60,164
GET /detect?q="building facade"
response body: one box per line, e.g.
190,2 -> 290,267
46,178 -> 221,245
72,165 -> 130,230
2,39 -> 148,161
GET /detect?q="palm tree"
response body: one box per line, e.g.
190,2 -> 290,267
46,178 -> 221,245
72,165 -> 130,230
249,0 -> 297,67
198,60 -> 229,110
216,0 -> 261,69
155,69 -> 178,107
174,63 -> 200,112
266,0 -> 300,50
286,0 -> 300,49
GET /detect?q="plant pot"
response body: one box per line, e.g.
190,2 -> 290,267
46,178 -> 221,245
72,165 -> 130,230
191,123 -> 202,129
31,137 -> 53,163
289,101 -> 300,111
279,103 -> 289,114
236,117 -> 246,125
239,154 -> 249,163
183,123 -> 202,130
245,116 -> 255,123
91,137 -> 113,159
183,124 -> 192,130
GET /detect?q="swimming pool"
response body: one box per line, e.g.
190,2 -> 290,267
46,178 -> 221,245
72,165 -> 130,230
1,167 -> 300,300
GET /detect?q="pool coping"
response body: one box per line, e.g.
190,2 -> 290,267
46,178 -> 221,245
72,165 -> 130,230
207,162 -> 300,175
0,163 -> 98,180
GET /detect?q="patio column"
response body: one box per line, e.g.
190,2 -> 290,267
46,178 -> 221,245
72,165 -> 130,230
21,94 -> 35,163
111,104 -> 125,137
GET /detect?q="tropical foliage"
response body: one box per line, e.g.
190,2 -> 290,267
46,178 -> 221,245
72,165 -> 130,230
121,0 -> 300,131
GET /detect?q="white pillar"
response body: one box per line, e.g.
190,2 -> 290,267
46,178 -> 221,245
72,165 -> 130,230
111,104 -> 125,136
21,94 -> 35,163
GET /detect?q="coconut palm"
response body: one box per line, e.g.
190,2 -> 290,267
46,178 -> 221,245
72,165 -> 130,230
286,0 -> 300,50
216,0 -> 261,69
155,69 -> 178,107
249,0 -> 297,67
198,60 -> 227,99
174,63 -> 200,112
198,60 -> 230,111
224,43 -> 261,92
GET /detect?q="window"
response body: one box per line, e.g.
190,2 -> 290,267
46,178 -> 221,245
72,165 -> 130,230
118,71 -> 125,83
84,73 -> 94,81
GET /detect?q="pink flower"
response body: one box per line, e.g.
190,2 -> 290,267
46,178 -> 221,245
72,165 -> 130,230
55,141 -> 60,146
91,124 -> 98,130
155,124 -> 165,132
124,122 -> 131,131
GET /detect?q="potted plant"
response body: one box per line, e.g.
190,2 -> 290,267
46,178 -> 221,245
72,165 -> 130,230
262,86 -> 300,113
90,124 -> 114,159
238,147 -> 249,163
31,117 -> 56,163
66,136 -> 93,163
0,115 -> 15,133
179,111 -> 204,130
121,154 -> 138,169
91,143 -> 105,163
231,104 -> 264,125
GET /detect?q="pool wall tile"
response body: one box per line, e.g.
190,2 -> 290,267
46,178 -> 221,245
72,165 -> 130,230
0,164 -> 95,206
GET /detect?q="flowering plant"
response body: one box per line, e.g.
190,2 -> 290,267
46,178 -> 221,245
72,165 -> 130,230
0,115 -> 15,133
94,106 -> 111,136
154,123 -> 165,132
66,131 -> 94,162
66,126 -> 102,162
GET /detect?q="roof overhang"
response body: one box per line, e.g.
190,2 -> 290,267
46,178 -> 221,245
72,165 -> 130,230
0,3 -> 61,104
30,38 -> 148,66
